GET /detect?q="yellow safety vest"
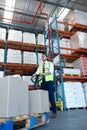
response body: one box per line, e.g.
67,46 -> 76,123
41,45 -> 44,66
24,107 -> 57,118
38,61 -> 54,83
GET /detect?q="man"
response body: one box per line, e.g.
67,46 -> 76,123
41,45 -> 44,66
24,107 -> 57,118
33,53 -> 57,118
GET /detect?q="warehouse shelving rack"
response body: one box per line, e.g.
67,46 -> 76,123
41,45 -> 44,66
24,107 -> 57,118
46,15 -> 87,110
0,33 -> 44,76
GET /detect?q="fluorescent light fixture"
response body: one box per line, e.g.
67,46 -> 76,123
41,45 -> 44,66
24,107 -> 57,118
3,0 -> 16,23
58,8 -> 70,20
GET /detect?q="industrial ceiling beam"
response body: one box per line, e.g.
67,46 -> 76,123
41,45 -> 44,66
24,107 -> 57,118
0,5 -> 46,20
36,0 -> 87,12
0,21 -> 44,34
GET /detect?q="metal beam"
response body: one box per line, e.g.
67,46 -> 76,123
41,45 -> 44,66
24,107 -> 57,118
36,0 -> 70,7
0,5 -> 46,20
0,21 -> 44,34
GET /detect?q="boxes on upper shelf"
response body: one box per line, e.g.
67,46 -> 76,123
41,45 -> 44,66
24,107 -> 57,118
23,52 -> 36,64
8,29 -> 22,42
0,28 -> 6,40
45,16 -> 64,31
37,34 -> 44,45
7,49 -> 22,63
70,31 -> 87,49
68,9 -> 87,30
63,68 -> 80,76
73,57 -> 87,75
23,32 -> 35,44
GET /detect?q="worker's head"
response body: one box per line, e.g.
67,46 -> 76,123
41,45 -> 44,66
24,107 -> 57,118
42,53 -> 48,62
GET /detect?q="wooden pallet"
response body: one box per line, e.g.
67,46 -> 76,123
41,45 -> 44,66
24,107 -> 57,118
0,112 -> 49,130
67,107 -> 86,110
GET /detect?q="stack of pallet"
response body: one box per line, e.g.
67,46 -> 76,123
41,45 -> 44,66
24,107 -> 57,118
73,57 -> 87,76
58,82 -> 86,109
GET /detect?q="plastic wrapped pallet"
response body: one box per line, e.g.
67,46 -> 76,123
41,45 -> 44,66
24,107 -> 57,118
0,49 -> 4,62
23,52 -> 36,64
38,34 -> 44,45
23,32 -> 35,44
73,57 -> 87,75
7,49 -> 22,63
60,38 -> 71,54
0,76 -> 29,118
70,31 -> 87,49
29,90 -> 49,114
0,28 -> 6,40
82,83 -> 87,106
68,9 -> 87,30
58,82 -> 86,108
63,68 -> 80,76
8,29 -> 22,42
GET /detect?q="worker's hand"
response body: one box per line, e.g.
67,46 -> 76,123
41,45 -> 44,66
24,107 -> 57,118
32,73 -> 36,77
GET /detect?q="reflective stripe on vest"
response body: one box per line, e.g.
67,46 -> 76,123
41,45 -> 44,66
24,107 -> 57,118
39,62 -> 53,83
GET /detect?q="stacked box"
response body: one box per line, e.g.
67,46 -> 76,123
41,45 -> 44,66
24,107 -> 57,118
68,9 -> 87,30
0,49 -> 4,62
82,83 -> 87,106
0,28 -> 6,40
23,52 -> 36,64
23,32 -> 35,44
70,31 -> 87,49
45,17 -> 64,30
73,57 -> 87,75
29,90 -> 49,114
63,68 -> 80,76
8,29 -> 22,42
0,71 -> 4,78
58,82 -> 86,108
22,76 -> 33,86
7,49 -> 21,63
60,38 -> 71,54
38,34 -> 44,45
0,76 -> 29,117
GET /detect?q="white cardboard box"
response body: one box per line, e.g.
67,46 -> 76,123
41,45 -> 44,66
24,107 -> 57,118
29,90 -> 49,114
0,76 -> 29,118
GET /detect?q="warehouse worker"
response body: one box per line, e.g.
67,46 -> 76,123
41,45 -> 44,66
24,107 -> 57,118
33,53 -> 57,118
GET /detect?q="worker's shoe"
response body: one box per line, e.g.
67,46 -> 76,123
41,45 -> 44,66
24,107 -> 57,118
51,113 -> 57,118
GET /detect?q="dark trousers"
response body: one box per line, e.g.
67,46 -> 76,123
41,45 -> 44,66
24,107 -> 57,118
41,81 -> 57,114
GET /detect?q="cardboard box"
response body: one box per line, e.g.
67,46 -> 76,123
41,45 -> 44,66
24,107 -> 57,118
29,90 -> 49,114
0,76 -> 29,118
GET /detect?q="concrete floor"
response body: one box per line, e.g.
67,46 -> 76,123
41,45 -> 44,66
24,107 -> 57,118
20,109 -> 87,130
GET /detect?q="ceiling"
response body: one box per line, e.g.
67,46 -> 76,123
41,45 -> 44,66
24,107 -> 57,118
0,0 -> 87,34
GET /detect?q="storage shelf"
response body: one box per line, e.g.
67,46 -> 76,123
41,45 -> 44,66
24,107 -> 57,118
0,40 -> 44,53
52,29 -> 72,39
7,41 -> 44,53
58,21 -> 87,33
0,40 -> 44,75
57,75 -> 87,83
0,62 -> 38,75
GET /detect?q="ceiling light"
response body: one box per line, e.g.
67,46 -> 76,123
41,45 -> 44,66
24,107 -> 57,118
3,0 -> 16,23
